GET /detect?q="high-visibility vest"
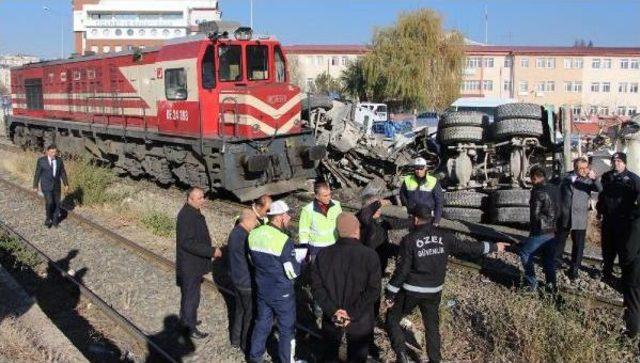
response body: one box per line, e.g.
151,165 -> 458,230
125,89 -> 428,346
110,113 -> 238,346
403,174 -> 437,192
298,200 -> 342,247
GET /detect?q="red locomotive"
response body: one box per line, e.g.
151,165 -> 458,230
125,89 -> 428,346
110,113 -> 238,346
7,21 -> 325,201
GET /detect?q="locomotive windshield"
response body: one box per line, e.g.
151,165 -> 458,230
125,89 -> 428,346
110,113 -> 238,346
219,45 -> 242,81
247,45 -> 269,81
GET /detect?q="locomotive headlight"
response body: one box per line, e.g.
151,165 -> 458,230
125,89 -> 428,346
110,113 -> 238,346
234,27 -> 253,41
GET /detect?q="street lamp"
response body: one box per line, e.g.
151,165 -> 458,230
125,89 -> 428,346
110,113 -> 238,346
43,6 -> 64,59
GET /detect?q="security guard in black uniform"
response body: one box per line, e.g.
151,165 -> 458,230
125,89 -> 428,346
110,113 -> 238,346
597,152 -> 640,281
384,205 -> 508,363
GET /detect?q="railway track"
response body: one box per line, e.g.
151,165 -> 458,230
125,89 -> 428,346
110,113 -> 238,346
0,139 -> 624,324
0,219 -> 178,363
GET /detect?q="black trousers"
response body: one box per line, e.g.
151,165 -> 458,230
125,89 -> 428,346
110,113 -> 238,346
377,242 -> 399,276
179,274 -> 202,330
386,290 -> 441,363
623,284 -> 640,337
602,218 -> 629,276
231,287 -> 253,351
322,316 -> 374,363
555,229 -> 586,271
43,188 -> 61,224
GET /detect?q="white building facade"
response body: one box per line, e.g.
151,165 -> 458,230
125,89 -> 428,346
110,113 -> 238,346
72,0 -> 221,55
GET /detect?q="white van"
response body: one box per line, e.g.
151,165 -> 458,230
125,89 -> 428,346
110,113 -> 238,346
357,102 -> 388,122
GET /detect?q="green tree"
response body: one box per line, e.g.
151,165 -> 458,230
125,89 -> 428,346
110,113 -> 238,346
314,71 -> 341,95
361,9 -> 465,111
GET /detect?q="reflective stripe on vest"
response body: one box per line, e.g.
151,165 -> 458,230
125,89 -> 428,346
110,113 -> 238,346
248,224 -> 289,257
300,200 -> 342,247
403,174 -> 437,191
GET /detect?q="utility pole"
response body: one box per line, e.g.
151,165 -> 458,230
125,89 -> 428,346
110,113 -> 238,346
250,0 -> 253,29
484,5 -> 488,44
43,6 -> 64,59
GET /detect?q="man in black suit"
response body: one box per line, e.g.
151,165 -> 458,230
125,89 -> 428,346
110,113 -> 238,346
176,187 -> 222,339
32,144 -> 68,228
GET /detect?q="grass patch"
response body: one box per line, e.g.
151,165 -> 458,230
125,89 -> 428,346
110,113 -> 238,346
140,211 -> 175,238
65,156 -> 125,206
0,235 -> 41,269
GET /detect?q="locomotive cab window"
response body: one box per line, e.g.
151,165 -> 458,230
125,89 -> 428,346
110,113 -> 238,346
219,45 -> 242,82
247,45 -> 268,81
165,68 -> 187,100
274,46 -> 286,83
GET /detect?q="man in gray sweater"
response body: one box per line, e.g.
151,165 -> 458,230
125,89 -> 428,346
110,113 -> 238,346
556,157 -> 602,280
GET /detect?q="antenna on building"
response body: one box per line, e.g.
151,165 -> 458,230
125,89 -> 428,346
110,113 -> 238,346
484,4 -> 488,44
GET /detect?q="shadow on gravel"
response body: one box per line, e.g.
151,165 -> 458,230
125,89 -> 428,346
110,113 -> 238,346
0,245 -> 133,362
145,314 -> 195,363
58,187 -> 84,223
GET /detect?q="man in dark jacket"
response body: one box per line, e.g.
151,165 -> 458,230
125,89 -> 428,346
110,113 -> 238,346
385,205 -> 507,363
621,192 -> 640,337
32,144 -> 69,228
176,187 -> 222,339
311,212 -> 381,363
518,166 -> 560,290
227,209 -> 258,352
597,152 -> 640,281
356,195 -> 412,275
555,157 -> 602,279
399,157 -> 444,225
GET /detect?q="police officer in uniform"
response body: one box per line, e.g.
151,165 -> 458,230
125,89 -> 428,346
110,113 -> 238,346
248,200 -> 301,363
298,181 -> 342,261
597,152 -> 640,282
399,157 -> 443,225
385,205 -> 508,363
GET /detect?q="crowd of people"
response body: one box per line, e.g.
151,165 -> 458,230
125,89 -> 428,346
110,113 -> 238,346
30,145 -> 639,362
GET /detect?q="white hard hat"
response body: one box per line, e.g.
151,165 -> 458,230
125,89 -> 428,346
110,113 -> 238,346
267,200 -> 290,216
413,157 -> 427,167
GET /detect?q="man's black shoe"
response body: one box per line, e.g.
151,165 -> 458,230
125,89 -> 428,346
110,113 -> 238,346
45,220 -> 52,228
189,328 -> 209,339
196,320 -> 202,326
567,269 -> 579,281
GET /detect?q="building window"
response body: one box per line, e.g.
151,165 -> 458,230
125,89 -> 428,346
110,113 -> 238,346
564,58 -> 582,69
175,29 -> 182,36
591,82 -> 600,92
139,29 -> 145,36
536,57 -> 555,69
603,58 -> 612,69
617,106 -> 627,115
162,29 -> 170,37
602,82 -> 611,92
631,82 -> 639,93
103,46 -> 110,53
520,58 -> 529,68
519,81 -> 528,93
73,70 -> 81,81
572,106 -> 582,117
589,106 -> 598,115
482,80 -> 493,91
592,58 -> 601,69
331,57 -> 338,66
115,29 -> 122,36
632,59 -> 640,69
483,57 -> 494,68
536,81 -> 555,92
114,46 -> 122,52
164,68 -> 187,100
461,80 -> 481,92
619,82 -> 629,93
465,57 -> 481,69
600,106 -> 609,116
564,81 -> 582,92
629,107 -> 637,116
621,59 -> 629,69
341,57 -> 348,66
315,56 -> 323,66
504,58 -> 512,68
503,80 -> 512,92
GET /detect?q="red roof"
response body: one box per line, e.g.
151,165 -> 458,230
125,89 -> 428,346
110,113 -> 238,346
283,44 -> 640,57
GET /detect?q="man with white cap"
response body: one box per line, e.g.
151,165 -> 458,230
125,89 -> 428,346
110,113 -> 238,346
247,200 -> 301,363
399,157 -> 444,225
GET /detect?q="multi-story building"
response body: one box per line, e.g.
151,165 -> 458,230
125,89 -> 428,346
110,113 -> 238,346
286,44 -> 640,117
72,0 -> 221,55
283,45 -> 368,92
0,55 -> 40,95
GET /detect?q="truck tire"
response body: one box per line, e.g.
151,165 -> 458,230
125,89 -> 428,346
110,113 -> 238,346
440,111 -> 484,127
492,189 -> 530,207
442,207 -> 483,223
491,207 -> 529,224
444,191 -> 487,207
494,118 -> 543,140
496,103 -> 543,120
439,126 -> 483,145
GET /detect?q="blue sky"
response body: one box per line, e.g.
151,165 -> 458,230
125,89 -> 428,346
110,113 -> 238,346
1,0 -> 639,59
